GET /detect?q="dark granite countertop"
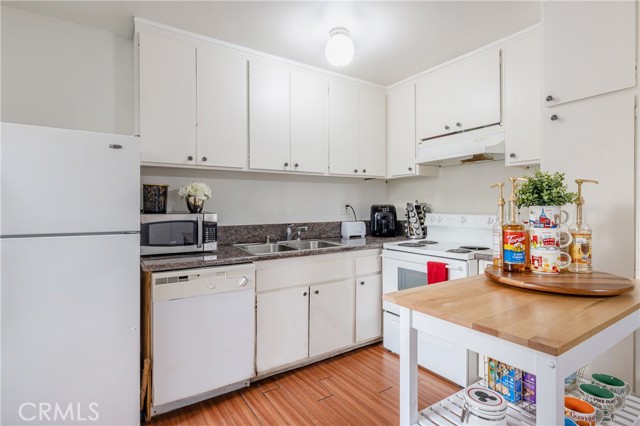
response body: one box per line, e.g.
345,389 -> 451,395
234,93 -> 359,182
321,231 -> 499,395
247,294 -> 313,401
141,235 -> 408,272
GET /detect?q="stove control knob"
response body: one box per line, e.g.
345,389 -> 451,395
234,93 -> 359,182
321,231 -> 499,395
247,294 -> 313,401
460,216 -> 467,224
437,216 -> 443,223
487,217 -> 494,225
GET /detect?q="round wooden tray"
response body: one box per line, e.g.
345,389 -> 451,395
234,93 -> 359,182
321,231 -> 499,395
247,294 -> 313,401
484,265 -> 635,296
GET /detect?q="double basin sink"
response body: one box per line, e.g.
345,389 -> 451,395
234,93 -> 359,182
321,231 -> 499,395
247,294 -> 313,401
235,239 -> 342,256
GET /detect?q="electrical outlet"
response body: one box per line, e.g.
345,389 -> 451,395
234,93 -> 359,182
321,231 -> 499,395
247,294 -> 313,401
340,203 -> 350,215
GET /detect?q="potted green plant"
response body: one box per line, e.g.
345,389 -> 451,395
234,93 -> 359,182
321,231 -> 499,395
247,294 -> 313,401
516,170 -> 577,227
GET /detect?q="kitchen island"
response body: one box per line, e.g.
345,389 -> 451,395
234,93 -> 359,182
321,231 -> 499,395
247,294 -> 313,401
383,274 -> 640,425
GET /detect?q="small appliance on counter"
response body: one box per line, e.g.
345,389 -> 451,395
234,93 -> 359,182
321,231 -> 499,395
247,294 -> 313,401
370,205 -> 397,237
405,200 -> 430,239
140,213 -> 218,255
341,221 -> 366,239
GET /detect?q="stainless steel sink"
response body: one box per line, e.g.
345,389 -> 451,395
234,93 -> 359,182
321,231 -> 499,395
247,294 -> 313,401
283,240 -> 342,250
234,243 -> 298,255
234,240 -> 343,256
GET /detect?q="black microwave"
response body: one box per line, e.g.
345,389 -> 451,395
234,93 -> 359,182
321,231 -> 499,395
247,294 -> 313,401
140,213 -> 217,255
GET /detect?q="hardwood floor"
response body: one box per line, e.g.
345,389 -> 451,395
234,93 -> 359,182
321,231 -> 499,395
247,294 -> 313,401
149,343 -> 460,425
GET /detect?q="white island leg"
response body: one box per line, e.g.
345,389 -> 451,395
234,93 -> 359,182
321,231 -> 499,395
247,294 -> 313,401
535,353 -> 564,425
399,306 -> 418,426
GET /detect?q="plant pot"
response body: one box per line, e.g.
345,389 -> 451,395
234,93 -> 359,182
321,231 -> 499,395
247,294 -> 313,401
528,205 -> 568,228
186,196 -> 204,213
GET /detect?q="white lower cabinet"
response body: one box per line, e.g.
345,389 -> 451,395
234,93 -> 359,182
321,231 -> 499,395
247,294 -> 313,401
255,250 -> 381,375
355,275 -> 382,342
309,279 -> 355,357
256,287 -> 309,373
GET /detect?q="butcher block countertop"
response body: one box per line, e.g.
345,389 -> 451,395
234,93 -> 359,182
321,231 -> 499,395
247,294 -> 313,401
382,274 -> 640,356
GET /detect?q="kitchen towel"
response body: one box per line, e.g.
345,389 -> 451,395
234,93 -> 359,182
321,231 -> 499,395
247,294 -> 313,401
427,261 -> 448,284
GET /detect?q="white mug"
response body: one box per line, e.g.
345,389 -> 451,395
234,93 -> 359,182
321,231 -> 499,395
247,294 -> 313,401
528,206 -> 569,228
530,246 -> 571,274
529,227 -> 572,249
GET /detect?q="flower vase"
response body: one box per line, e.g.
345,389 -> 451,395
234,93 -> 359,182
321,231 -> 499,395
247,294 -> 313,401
186,196 -> 204,213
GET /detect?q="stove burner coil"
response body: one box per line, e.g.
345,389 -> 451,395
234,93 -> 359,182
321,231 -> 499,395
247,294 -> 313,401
446,248 -> 472,253
459,245 -> 490,251
398,242 -> 427,247
421,240 -> 438,245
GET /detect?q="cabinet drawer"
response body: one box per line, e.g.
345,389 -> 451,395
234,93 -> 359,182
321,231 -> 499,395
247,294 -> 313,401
257,257 -> 354,292
355,255 -> 381,276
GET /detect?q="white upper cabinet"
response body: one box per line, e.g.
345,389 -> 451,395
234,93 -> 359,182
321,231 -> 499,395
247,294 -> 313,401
328,82 -> 386,177
504,28 -> 541,166
387,83 -> 418,177
138,32 -> 196,165
328,80 -> 360,175
196,44 -> 247,169
249,58 -> 291,171
542,1 -> 636,106
358,88 -> 386,177
290,70 -> 328,174
416,47 -> 501,141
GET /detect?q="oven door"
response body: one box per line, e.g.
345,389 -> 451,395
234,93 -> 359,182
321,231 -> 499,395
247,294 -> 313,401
382,249 -> 470,315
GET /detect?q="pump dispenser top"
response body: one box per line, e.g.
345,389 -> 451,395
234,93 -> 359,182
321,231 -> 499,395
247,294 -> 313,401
490,182 -> 505,267
569,179 -> 598,273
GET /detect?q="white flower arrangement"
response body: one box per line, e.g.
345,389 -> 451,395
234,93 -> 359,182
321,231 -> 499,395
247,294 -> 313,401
178,182 -> 212,200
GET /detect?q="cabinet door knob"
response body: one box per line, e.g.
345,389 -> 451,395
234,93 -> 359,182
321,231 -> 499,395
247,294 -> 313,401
546,95 -> 553,102
362,169 -> 366,173
354,169 -> 358,173
509,153 -> 516,158
314,290 -> 319,295
408,167 -> 413,171
294,163 -> 299,168
303,291 -> 308,296
550,114 -> 559,121
284,162 -> 289,167
201,156 -> 207,162
444,125 -> 450,130
456,122 -> 462,127
360,281 -> 365,286
187,156 -> 194,161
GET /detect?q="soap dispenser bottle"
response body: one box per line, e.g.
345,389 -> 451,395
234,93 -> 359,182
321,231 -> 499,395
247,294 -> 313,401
490,182 -> 505,268
568,179 -> 598,273
502,177 -> 527,273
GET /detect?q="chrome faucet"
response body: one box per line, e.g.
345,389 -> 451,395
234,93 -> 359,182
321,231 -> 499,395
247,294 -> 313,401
286,224 -> 308,241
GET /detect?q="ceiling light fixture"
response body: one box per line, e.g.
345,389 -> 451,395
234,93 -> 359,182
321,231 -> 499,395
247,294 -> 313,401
325,27 -> 354,67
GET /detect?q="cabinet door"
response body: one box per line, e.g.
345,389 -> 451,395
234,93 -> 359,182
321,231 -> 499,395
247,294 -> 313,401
291,70 -> 328,174
196,45 -> 247,169
387,84 -> 417,177
309,279 -> 354,357
256,287 -> 309,373
504,29 -> 541,166
355,275 -> 382,342
358,88 -> 386,177
249,58 -> 291,171
139,32 -> 196,165
542,91 -> 634,278
328,80 -> 359,176
542,1 -> 635,106
416,47 -> 501,141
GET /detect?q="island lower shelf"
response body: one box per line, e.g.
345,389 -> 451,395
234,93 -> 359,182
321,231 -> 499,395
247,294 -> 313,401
419,379 -> 640,426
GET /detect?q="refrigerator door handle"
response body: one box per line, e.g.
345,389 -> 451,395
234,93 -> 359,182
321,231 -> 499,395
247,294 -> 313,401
197,216 -> 203,248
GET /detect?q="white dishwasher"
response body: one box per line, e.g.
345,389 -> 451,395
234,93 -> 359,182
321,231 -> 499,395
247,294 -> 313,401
151,264 -> 255,414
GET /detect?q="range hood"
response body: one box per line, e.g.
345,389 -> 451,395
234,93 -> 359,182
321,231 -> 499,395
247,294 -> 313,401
416,124 -> 505,167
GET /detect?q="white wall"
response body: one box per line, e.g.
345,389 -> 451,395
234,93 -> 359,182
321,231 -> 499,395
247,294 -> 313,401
141,167 -> 388,226
1,7 -> 134,135
388,160 -> 538,215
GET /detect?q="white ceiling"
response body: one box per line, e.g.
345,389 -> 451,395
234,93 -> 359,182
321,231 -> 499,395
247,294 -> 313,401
4,1 -> 540,86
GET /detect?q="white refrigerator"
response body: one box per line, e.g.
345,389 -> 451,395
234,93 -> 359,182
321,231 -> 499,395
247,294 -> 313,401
1,123 -> 140,425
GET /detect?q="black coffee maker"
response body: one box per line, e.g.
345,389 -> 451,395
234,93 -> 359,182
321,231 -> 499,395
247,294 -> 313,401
370,205 -> 397,237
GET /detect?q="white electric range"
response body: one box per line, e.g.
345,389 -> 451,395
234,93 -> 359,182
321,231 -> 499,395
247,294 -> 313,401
382,213 -> 495,387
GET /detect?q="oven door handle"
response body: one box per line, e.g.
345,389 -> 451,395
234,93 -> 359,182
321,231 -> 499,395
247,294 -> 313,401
445,265 -> 463,271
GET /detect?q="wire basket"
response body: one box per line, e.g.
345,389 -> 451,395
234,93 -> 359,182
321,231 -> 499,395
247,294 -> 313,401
564,365 -> 587,392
